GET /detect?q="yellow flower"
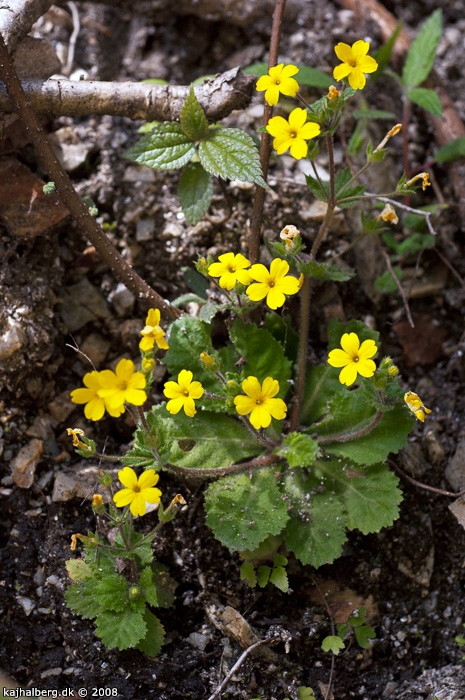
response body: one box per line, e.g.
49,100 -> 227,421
234,376 -> 287,430
113,467 -> 162,517
140,308 -> 169,352
327,85 -> 341,101
333,40 -> 378,90
405,172 -> 431,191
245,258 -> 300,309
376,203 -> 399,225
404,391 -> 432,422
327,332 -> 378,386
98,359 -> 147,412
266,108 -> 321,160
208,252 -> 251,290
256,63 -> 300,106
70,371 -> 125,421
163,369 -> 204,417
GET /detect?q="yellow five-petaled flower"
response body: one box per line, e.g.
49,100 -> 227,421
113,467 -> 162,517
163,369 -> 204,417
234,376 -> 287,430
266,107 -> 321,160
140,308 -> 169,352
245,258 -> 301,309
327,332 -> 378,386
256,63 -> 300,106
333,40 -> 378,91
208,252 -> 251,290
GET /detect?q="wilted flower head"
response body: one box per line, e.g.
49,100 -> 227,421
280,225 -> 300,249
377,203 -> 399,225
404,391 -> 432,422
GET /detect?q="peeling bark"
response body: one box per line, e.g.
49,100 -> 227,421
0,0 -> 54,52
0,67 -> 256,122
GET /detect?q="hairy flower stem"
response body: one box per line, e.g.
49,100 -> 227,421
165,454 -> 280,480
249,0 -> 287,264
291,136 -> 336,430
0,34 -> 180,320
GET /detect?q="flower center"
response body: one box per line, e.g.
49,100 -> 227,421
349,59 -> 357,67
290,130 -> 297,139
255,398 -> 263,405
134,485 -> 141,493
119,381 -> 128,391
183,389 -> 190,397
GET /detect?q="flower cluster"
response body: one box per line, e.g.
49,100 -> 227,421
208,254 -> 301,310
327,332 -> 378,386
113,467 -> 162,517
404,391 -> 432,422
71,358 -> 147,421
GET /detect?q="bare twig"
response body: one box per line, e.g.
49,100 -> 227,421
389,459 -> 465,498
0,32 -> 180,319
0,67 -> 256,122
164,454 -> 280,480
380,248 -> 414,328
63,1 -> 80,77
0,0 -> 54,51
207,639 -> 270,700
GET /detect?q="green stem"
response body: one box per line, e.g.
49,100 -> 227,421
249,0 -> 287,264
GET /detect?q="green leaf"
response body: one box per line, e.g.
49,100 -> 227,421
283,470 -> 348,567
407,87 -> 442,117
321,635 -> 345,655
402,9 -> 442,89
297,688 -> 316,700
299,364 -> 347,427
199,127 -> 268,188
375,268 -> 402,294
270,565 -> 289,592
229,319 -> 292,392
136,609 -> 165,657
149,405 -> 260,470
182,266 -> 209,299
240,561 -> 257,587
276,432 -> 320,468
296,65 -> 333,88
139,567 -> 159,607
321,398 -> 414,466
65,581 -> 101,620
353,109 -> 397,120
257,565 -> 271,587
305,173 -> 328,202
124,123 -> 195,170
178,163 -> 213,225
334,167 -> 366,207
354,624 -> 376,649
435,135 -> 465,162
340,462 -> 402,534
93,574 -> 129,612
180,86 -> 210,141
95,608 -> 146,650
205,469 -> 290,552
372,22 -> 404,80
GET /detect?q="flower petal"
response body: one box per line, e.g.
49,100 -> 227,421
351,40 -> 370,61
340,333 -> 361,355
333,63 -> 352,82
339,363 -> 358,386
118,467 -> 138,489
327,348 -> 351,368
334,42 -> 353,63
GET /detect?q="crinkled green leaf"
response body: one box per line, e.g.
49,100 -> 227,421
199,127 -> 268,187
180,86 -> 210,141
139,567 -> 158,607
402,9 -> 442,89
299,259 -> 355,281
95,609 -> 146,650
283,470 -> 348,567
178,162 -> 213,225
276,432 -> 320,467
66,559 -> 92,582
136,609 -> 165,657
435,135 -> 465,162
93,573 -> 129,612
229,319 -> 292,393
240,561 -> 257,587
257,565 -> 271,587
408,87 -> 442,117
124,123 -> 195,170
65,581 -> 101,620
299,364 -> 344,427
148,404 -> 260,470
205,469 -> 289,552
354,624 -> 376,648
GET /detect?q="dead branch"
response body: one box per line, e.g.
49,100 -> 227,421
0,67 -> 256,122
0,0 -> 54,52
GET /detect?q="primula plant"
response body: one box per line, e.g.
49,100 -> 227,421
65,464 -> 183,655
67,25 -> 436,654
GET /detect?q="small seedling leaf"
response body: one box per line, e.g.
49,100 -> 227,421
180,86 -> 210,141
321,635 -> 345,655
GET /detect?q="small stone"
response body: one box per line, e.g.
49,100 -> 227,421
136,218 -> 155,242
78,333 -> 110,368
52,464 -> 102,502
445,438 -> 465,491
40,668 -> 62,679
123,165 -> 156,183
187,632 -> 210,652
47,392 -> 75,423
26,416 -> 54,441
0,317 -> 26,361
59,277 -> 110,332
16,596 -> 36,616
11,439 -> 43,488
108,283 -> 136,317
161,222 -> 183,239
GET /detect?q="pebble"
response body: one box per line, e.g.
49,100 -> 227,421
25,416 -> 54,441
40,668 -> 62,679
59,277 -> 110,332
78,333 -> 110,369
445,438 -> 465,492
16,596 -> 36,616
47,392 -> 76,424
108,283 -> 136,317
187,632 -> 210,652
52,464 -> 102,502
0,317 -> 26,361
136,218 -> 155,242
10,439 -> 43,488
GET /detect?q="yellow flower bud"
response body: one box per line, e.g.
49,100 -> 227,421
142,357 -> 155,371
327,85 -> 341,101
200,352 -> 215,366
